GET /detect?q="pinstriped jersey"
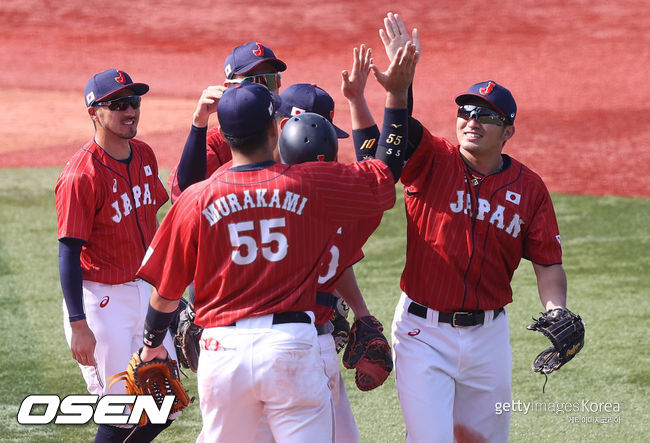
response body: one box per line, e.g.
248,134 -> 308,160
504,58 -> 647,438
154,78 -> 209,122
312,215 -> 382,325
138,160 -> 394,328
400,128 -> 562,311
55,139 -> 169,284
167,127 -> 232,202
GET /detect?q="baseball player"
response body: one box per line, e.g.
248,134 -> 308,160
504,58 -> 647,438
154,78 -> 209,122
168,41 -> 287,203
135,43 -> 417,442
251,101 -> 384,443
55,68 -> 177,442
177,81 -> 372,442
371,16 -> 572,442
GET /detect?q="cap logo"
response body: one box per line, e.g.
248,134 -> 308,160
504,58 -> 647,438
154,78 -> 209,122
253,42 -> 265,57
224,64 -> 232,77
268,101 -> 274,116
479,81 -> 496,96
86,91 -> 95,105
290,106 -> 306,116
115,70 -> 127,84
317,154 -> 325,161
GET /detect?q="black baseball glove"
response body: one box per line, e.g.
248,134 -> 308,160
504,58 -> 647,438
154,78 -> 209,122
342,315 -> 393,391
527,307 -> 585,374
173,301 -> 203,373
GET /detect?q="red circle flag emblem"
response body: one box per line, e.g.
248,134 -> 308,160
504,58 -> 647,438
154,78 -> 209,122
100,296 -> 110,308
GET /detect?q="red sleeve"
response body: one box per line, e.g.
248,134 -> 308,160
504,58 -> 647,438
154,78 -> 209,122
401,128 -> 455,187
55,161 -> 97,242
523,186 -> 563,265
137,184 -> 202,298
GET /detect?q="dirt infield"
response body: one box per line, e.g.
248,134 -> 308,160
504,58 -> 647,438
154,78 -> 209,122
1,0 -> 648,197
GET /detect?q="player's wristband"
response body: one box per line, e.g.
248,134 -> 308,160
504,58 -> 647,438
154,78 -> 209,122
143,304 -> 176,348
352,125 -> 380,162
375,107 -> 408,183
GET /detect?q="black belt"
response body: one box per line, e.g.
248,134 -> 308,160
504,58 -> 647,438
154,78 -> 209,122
228,311 -> 311,327
407,301 -> 504,327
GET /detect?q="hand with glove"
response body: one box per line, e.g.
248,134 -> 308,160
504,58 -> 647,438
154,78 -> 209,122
107,349 -> 193,425
527,307 -> 585,374
173,301 -> 203,373
342,315 -> 393,391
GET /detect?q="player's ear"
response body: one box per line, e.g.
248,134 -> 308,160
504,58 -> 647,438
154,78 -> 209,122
502,125 -> 515,144
279,117 -> 289,130
88,106 -> 98,121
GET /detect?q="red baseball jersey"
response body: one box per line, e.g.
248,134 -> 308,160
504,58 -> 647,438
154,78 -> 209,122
399,128 -> 562,311
312,215 -> 383,325
168,127 -> 232,202
138,160 -> 394,328
56,139 -> 169,284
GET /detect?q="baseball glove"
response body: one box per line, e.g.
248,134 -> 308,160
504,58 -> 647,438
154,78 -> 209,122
342,315 -> 393,391
173,302 -> 203,373
107,350 -> 192,425
527,308 -> 585,374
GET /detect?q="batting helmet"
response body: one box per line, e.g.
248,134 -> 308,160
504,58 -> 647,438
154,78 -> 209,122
278,112 -> 338,165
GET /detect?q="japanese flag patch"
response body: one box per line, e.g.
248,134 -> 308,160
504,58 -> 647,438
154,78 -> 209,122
505,191 -> 521,205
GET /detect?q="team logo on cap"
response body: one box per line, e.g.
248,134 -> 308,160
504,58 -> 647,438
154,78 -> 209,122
253,42 -> 265,57
290,106 -> 306,116
86,91 -> 95,106
268,101 -> 274,116
479,81 -> 496,95
225,64 -> 232,77
115,70 -> 127,84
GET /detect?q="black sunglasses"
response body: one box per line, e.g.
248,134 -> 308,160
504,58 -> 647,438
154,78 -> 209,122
457,104 -> 506,126
94,95 -> 142,111
226,73 -> 282,91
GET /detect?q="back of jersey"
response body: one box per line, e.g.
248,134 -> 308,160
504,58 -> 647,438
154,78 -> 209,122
138,159 -> 394,328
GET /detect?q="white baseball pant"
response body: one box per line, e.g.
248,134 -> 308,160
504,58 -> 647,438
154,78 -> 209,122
252,331 -> 360,443
62,279 -> 176,396
196,312 -> 334,443
391,292 -> 512,443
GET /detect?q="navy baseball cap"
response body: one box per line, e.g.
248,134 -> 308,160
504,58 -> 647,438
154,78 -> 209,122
278,83 -> 349,139
224,42 -> 287,80
84,68 -> 149,107
455,80 -> 517,124
217,82 -> 282,137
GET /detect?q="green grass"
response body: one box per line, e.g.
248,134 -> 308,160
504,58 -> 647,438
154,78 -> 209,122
0,167 -> 648,442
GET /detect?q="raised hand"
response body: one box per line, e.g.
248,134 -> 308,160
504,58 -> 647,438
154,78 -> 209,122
371,41 -> 419,107
192,85 -> 227,128
379,12 -> 420,63
341,44 -> 373,104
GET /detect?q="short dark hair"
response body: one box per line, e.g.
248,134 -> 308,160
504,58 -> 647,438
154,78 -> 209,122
223,125 -> 271,156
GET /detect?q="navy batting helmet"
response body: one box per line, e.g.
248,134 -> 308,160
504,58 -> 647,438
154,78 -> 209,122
278,112 -> 338,164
